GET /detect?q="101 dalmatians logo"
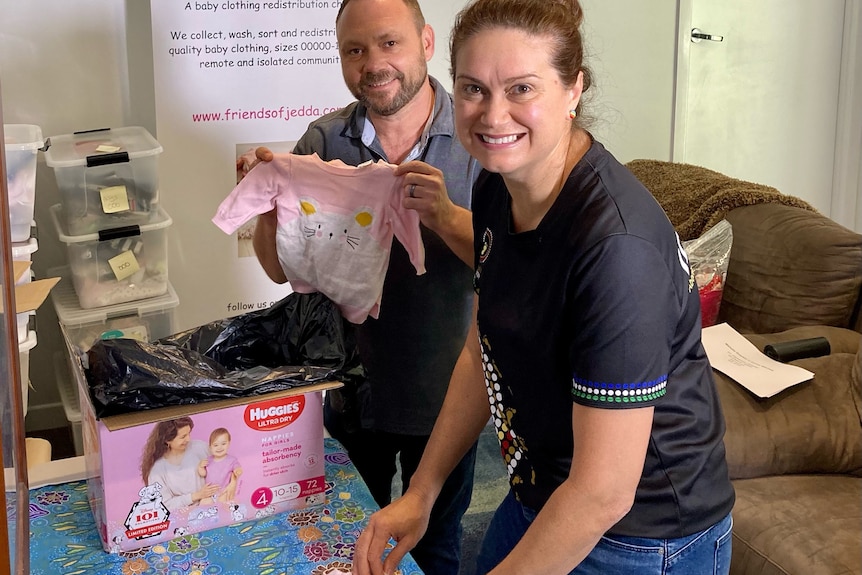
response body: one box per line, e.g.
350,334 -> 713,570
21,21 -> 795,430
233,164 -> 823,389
124,482 -> 171,540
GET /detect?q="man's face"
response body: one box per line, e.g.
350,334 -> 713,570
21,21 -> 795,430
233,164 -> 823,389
337,0 -> 433,117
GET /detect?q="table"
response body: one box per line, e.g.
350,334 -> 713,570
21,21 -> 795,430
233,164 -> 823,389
15,438 -> 422,575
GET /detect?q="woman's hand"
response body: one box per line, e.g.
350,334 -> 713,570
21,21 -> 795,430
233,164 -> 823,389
352,489 -> 434,575
193,483 -> 221,504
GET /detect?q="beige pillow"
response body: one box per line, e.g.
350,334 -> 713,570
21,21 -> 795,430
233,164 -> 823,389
716,327 -> 862,479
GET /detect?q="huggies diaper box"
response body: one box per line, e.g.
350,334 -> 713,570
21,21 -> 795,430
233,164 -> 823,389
62,326 -> 341,553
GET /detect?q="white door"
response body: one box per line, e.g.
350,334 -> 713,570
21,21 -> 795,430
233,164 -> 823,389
673,0 -> 846,214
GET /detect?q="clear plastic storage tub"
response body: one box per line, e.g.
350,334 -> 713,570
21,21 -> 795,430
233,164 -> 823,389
50,203 -> 172,309
43,126 -> 162,236
50,268 -> 179,352
3,124 -> 43,241
55,352 -> 83,456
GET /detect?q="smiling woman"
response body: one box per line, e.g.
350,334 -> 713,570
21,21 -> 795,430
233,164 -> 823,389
351,2 -> 736,574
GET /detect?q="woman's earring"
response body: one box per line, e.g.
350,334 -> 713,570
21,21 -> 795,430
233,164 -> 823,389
569,109 -> 578,120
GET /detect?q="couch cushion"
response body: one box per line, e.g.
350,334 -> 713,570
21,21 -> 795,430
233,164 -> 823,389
731,475 -> 862,575
719,204 -> 862,333
716,327 -> 862,479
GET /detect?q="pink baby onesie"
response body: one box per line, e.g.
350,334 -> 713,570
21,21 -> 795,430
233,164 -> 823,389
213,153 -> 425,323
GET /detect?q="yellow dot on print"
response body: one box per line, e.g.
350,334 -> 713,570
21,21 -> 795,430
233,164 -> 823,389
338,492 -> 351,500
497,431 -> 505,440
322,516 -> 335,523
152,545 -> 166,554
508,446 -> 515,455
332,524 -> 341,531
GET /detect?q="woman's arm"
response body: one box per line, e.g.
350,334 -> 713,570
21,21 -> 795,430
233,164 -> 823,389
489,404 -> 655,575
149,462 -> 196,511
353,297 -> 489,575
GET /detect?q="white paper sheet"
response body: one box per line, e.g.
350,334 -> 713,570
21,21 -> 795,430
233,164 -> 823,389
701,323 -> 814,398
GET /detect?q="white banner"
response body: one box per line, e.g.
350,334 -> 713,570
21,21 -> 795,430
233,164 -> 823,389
150,0 -> 351,330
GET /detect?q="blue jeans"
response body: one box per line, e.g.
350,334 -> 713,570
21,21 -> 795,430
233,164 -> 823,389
325,400 -> 477,575
477,490 -> 732,575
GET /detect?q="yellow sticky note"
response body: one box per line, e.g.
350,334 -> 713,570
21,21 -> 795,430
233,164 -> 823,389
108,251 -> 140,281
95,144 -> 121,153
100,186 -> 130,214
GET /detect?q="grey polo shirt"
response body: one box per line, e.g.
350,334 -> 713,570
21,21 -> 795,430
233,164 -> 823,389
292,76 -> 479,435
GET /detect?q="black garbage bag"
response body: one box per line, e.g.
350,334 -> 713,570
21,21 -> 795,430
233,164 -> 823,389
85,292 -> 365,418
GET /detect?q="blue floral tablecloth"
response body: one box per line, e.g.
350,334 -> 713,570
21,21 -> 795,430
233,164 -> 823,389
12,438 -> 422,575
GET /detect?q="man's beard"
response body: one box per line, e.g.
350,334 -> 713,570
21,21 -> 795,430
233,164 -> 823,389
351,65 -> 427,116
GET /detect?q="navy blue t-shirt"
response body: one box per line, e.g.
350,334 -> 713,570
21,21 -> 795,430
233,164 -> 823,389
471,140 -> 734,538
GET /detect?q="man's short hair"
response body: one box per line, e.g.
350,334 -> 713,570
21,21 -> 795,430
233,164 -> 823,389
336,0 -> 426,32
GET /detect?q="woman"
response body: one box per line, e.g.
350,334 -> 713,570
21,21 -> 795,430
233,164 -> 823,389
353,1 -> 735,574
140,416 -> 220,511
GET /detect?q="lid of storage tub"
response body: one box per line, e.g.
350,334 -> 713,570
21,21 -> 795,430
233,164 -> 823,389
43,126 -> 162,168
3,124 -> 44,151
49,267 -> 179,326
11,237 -> 38,260
49,203 -> 172,243
18,329 -> 37,353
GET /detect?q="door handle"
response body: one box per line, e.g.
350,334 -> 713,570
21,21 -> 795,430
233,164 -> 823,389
691,28 -> 724,43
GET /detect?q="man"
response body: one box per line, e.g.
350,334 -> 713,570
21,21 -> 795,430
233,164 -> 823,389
251,1 -> 480,573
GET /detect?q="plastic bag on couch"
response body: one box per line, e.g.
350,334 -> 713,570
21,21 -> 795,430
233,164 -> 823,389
683,219 -> 733,328
85,292 -> 365,417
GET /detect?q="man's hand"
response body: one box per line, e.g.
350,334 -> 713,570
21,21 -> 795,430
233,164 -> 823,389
396,160 -> 474,267
236,146 -> 275,182
396,161 -> 457,232
352,491 -> 433,575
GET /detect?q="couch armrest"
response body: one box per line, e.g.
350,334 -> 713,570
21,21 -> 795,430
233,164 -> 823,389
718,204 -> 862,334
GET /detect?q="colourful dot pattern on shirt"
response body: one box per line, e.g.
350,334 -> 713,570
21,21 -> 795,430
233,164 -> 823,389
480,335 -> 533,486
571,377 -> 667,403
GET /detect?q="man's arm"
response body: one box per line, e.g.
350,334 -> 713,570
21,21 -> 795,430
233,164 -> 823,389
252,208 -> 287,284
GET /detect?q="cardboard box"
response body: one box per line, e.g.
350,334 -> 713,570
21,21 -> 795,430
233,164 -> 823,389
2,263 -> 59,417
12,237 -> 39,344
62,326 -> 339,553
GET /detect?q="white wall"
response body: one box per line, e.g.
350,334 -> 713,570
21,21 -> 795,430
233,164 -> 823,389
1,0 -> 678,431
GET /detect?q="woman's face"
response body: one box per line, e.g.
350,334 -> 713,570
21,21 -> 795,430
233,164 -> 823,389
453,27 -> 581,184
165,425 -> 192,453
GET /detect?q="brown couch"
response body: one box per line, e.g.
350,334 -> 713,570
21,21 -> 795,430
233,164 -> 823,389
629,160 -> 862,575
